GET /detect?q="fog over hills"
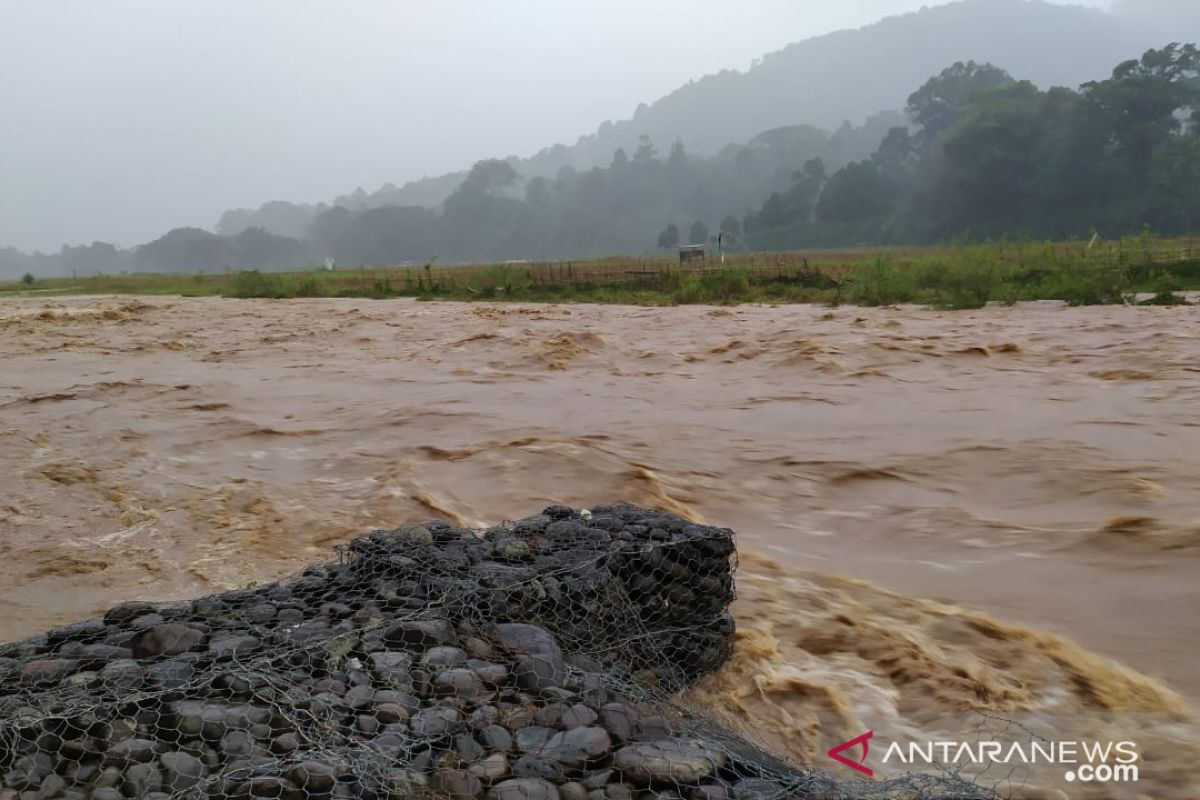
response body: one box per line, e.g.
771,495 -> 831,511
257,0 -> 1163,226
2,0 -> 1192,256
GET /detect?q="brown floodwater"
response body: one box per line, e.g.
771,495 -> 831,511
1,296 -> 1197,798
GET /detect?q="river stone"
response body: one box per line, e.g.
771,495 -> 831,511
374,689 -> 420,711
1,771 -> 32,791
247,776 -> 291,797
368,651 -> 413,688
125,762 -> 162,795
286,761 -> 337,793
499,706 -> 533,730
38,773 -> 67,797
479,724 -> 513,752
130,624 -> 205,657
96,659 -> 142,690
579,770 -> 612,791
410,707 -> 461,737
494,538 -> 532,561
270,733 -> 300,755
343,684 -> 375,708
468,752 -> 509,782
14,754 -> 52,779
435,667 -> 486,698
455,733 -> 486,763
535,703 -> 571,728
437,768 -> 483,799
209,633 -> 261,657
275,610 -> 307,629
246,603 -> 277,623
423,646 -> 469,668
559,704 -> 599,730
396,524 -> 434,544
19,659 -> 77,686
636,716 -> 672,740
76,644 -> 133,665
373,702 -> 409,724
64,670 -> 97,688
468,659 -> 509,685
515,514 -> 551,532
515,726 -> 555,753
494,624 -> 562,658
513,756 -> 564,783
559,782 -> 589,800
385,619 -> 458,649
93,767 -> 121,788
103,601 -> 157,626
367,733 -> 410,759
689,787 -> 730,800
102,738 -> 159,766
147,659 -> 194,689
514,653 -> 568,691
489,778 -> 561,800
160,751 -> 206,792
129,613 -> 166,630
289,619 -> 335,645
537,727 -> 612,767
220,730 -> 259,758
612,739 -> 727,786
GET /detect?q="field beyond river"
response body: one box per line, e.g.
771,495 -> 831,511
2,296 -> 1198,798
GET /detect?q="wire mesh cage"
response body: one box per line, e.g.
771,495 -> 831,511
0,504 -> 995,800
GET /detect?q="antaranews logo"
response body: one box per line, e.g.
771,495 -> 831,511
826,731 -> 1139,784
826,731 -> 874,777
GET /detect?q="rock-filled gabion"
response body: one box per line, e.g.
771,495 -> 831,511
0,505 -> 993,800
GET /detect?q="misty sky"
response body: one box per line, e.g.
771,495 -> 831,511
1,0 -> 1113,251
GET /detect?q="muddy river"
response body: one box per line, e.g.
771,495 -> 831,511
1,296 -> 1197,798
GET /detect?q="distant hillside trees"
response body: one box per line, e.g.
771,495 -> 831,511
745,43 -> 1200,247
282,0 -> 1165,213
202,112 -> 904,265
906,61 -> 1014,146
136,227 -> 313,273
308,206 -> 440,266
656,224 -> 680,250
137,228 -> 228,272
5,43 -> 1198,278
216,201 -> 319,239
719,215 -> 742,238
743,158 -> 825,235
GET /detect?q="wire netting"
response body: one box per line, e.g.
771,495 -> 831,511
0,504 -> 996,800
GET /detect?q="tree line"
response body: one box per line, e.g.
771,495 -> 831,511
4,43 -> 1196,279
740,43 -> 1200,249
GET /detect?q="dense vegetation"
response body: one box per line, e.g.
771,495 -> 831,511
763,44 -> 1200,246
0,115 -> 903,274
216,0 -> 1172,214
7,238 -> 1197,312
2,44 -> 1197,281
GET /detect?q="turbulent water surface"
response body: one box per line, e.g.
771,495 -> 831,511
1,296 -> 1197,798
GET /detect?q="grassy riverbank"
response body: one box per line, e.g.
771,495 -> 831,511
4,237 -> 1198,308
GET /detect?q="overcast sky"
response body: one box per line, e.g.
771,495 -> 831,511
0,0 -> 1113,251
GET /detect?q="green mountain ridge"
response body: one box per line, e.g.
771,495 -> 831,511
238,0 -> 1161,226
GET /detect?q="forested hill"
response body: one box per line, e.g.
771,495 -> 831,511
237,0 -> 1158,224
531,0 -> 1148,161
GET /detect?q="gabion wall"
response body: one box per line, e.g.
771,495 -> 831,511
0,505 -> 993,800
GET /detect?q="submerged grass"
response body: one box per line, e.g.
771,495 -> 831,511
3,237 -> 1198,308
